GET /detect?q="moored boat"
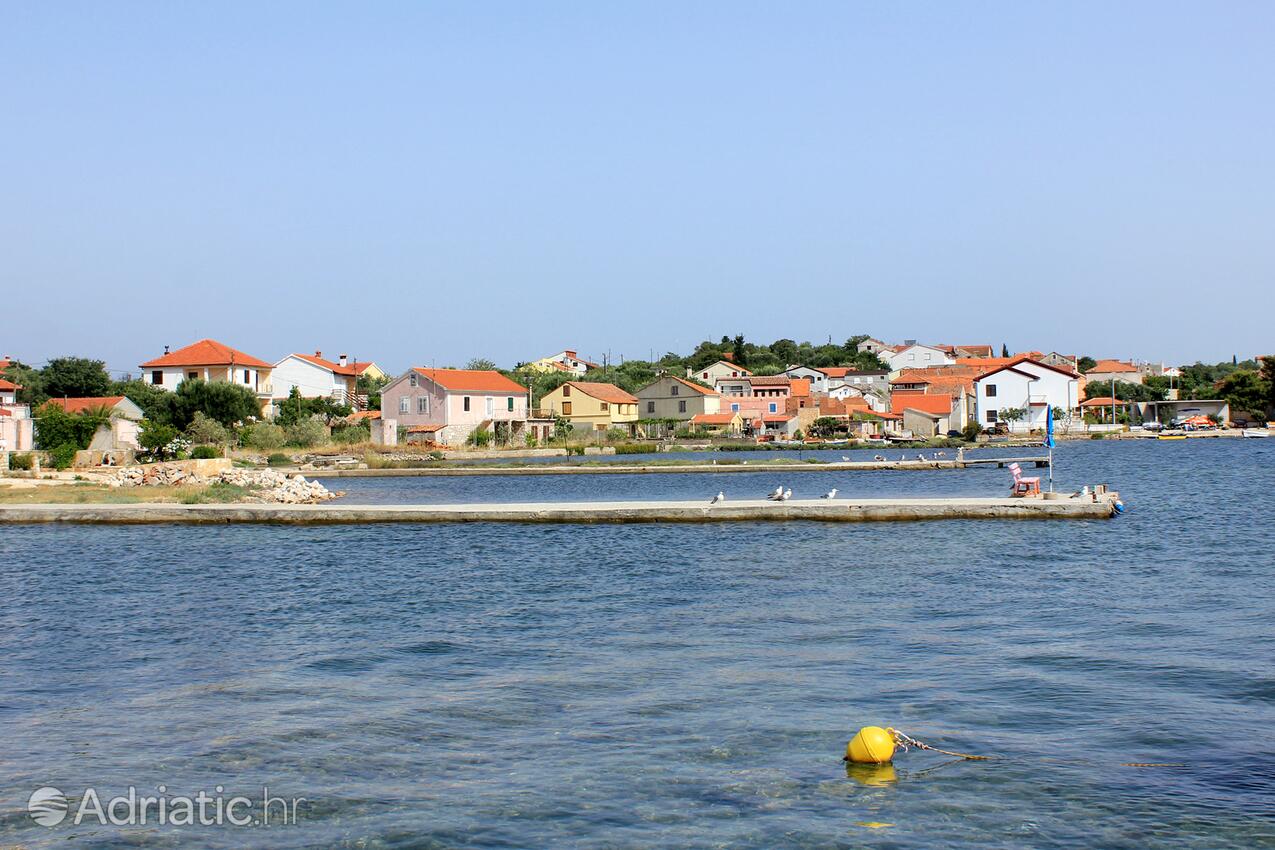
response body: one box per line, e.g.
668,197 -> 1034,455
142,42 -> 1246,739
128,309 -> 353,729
1241,428 -> 1270,438
1158,434 -> 1187,441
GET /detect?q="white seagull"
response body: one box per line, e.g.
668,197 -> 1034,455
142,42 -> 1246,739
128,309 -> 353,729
767,485 -> 784,501
821,488 -> 838,499
710,491 -> 725,505
873,454 -> 886,461
841,455 -> 851,462
778,488 -> 793,501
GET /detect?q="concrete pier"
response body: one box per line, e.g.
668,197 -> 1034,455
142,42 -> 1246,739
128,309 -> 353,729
0,494 -> 1118,525
302,456 -> 1051,478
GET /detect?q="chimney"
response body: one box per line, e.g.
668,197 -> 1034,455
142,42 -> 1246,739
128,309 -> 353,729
339,354 -> 348,367
722,352 -> 734,362
315,350 -> 322,358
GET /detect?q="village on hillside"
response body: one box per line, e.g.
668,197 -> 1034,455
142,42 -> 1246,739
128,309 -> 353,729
1,336 -> 1272,468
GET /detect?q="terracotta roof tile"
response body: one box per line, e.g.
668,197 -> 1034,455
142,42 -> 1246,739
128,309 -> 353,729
668,376 -> 717,396
565,382 -> 639,404
413,368 -> 527,394
140,339 -> 272,369
45,396 -> 129,414
291,353 -> 363,377
1090,359 -> 1139,373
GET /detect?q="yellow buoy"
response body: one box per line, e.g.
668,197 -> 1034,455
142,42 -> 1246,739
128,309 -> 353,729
845,726 -> 896,764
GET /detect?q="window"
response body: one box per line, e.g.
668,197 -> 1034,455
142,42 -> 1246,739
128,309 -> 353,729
671,385 -> 679,396
562,384 -> 571,397
600,402 -> 609,412
769,402 -> 777,413
243,369 -> 250,383
562,401 -> 572,415
731,371 -> 739,377
702,372 -> 709,379
409,373 -> 418,387
417,396 -> 429,414
908,354 -> 915,362
986,410 -> 998,423
485,397 -> 494,416
507,397 -> 514,411
151,370 -> 163,384
399,397 -> 409,414
678,400 -> 687,413
187,371 -> 198,380
731,403 -> 740,412
985,384 -> 997,397
463,396 -> 471,412
647,401 -> 656,413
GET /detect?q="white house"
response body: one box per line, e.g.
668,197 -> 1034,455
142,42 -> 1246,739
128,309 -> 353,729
272,351 -> 378,406
688,359 -> 752,384
974,358 -> 1080,432
882,343 -> 956,373
140,339 -> 274,415
0,378 -> 17,405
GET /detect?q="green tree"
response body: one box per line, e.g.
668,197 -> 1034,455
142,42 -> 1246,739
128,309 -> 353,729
33,402 -> 112,450
1077,356 -> 1097,374
1,359 -> 45,406
41,357 -> 112,399
170,380 -> 262,429
110,379 -> 175,424
186,411 -> 232,445
138,420 -> 179,460
1260,356 -> 1275,414
1215,370 -> 1266,418
1001,343 -> 1010,358
1083,380 -> 1163,403
466,358 -> 497,371
999,407 -> 1026,428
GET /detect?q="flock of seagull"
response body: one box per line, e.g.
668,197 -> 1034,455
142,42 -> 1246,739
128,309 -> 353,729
709,485 -> 837,504
706,451 -> 950,505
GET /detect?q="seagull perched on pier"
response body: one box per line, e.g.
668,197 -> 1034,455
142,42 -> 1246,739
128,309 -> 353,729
917,454 -> 927,462
900,454 -> 908,461
841,455 -> 851,462
778,488 -> 793,501
873,454 -> 886,462
821,488 -> 838,499
935,451 -> 946,458
767,485 -> 784,500
710,491 -> 725,505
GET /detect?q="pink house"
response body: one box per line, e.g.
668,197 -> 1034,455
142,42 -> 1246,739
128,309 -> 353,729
379,368 -> 552,446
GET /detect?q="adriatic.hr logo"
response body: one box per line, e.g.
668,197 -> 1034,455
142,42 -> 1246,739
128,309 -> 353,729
28,786 -> 69,826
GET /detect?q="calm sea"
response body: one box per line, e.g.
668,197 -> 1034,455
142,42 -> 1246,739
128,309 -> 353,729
2,439 -> 1274,848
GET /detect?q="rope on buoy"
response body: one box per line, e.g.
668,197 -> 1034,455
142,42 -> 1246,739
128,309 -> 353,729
888,728 -> 992,761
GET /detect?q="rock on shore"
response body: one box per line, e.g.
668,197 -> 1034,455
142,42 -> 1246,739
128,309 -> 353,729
112,464 -> 337,503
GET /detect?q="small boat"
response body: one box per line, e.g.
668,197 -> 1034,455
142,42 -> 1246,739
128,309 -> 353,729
1158,434 -> 1187,441
1242,428 -> 1270,438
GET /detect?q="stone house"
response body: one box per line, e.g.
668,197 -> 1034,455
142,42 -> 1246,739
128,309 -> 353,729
635,376 -> 720,421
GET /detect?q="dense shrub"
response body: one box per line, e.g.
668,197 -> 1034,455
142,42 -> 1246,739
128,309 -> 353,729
9,452 -> 33,470
169,380 -> 262,430
34,402 -> 110,450
191,445 -> 220,459
138,420 -> 182,460
267,452 -> 291,466
50,443 -> 77,469
613,442 -> 654,454
332,424 -> 371,444
467,428 -> 492,447
285,418 -> 328,448
186,411 -> 231,446
243,422 -> 286,451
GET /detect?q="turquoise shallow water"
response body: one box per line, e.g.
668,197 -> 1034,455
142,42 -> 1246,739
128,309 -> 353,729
2,439 -> 1274,848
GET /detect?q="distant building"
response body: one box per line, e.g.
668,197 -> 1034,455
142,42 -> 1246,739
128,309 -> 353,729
272,351 -> 383,409
45,396 -> 145,452
0,378 -> 18,406
690,411 -> 744,435
635,376 -> 720,421
689,359 -> 752,384
524,349 -> 599,377
140,339 -> 274,415
881,343 -> 956,372
539,381 -> 640,433
856,338 -> 890,355
1085,359 -> 1143,387
974,358 -> 1081,432
379,368 -> 549,446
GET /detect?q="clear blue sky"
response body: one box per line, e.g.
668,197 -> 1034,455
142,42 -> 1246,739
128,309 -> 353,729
3,1 -> 1272,377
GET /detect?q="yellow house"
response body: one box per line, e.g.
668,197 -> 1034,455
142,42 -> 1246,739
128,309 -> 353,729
539,381 -> 639,432
523,349 -> 599,377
